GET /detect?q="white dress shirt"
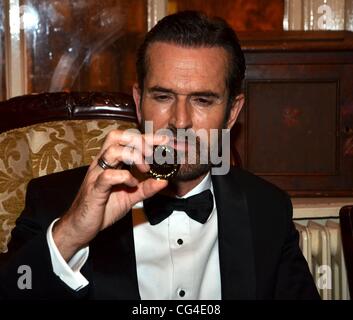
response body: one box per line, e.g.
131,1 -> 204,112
46,173 -> 221,299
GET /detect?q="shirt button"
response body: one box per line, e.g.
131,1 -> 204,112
177,238 -> 183,245
179,289 -> 185,297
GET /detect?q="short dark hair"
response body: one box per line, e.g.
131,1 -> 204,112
136,10 -> 245,111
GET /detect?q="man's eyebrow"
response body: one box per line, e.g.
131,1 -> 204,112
148,86 -> 175,94
147,86 -> 221,99
190,91 -> 221,99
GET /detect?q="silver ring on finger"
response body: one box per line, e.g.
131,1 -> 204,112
97,157 -> 119,170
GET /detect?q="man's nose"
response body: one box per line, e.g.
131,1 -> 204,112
169,97 -> 192,129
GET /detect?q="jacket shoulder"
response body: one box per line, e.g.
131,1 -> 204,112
225,167 -> 292,223
28,166 -> 88,191
228,167 -> 289,200
20,166 -> 89,228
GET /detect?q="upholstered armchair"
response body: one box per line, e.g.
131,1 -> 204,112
0,92 -> 137,253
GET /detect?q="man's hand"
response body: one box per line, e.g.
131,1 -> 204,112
52,129 -> 168,261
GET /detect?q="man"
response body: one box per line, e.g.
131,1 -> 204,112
0,11 -> 320,299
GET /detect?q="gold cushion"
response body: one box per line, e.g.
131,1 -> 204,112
0,119 -> 136,253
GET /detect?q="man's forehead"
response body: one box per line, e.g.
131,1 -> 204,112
145,42 -> 228,90
146,41 -> 229,62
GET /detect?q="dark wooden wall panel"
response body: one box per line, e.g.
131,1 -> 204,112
237,31 -> 353,196
246,81 -> 338,175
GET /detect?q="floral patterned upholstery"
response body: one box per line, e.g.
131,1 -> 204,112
0,119 -> 136,253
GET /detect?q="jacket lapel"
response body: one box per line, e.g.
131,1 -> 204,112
212,169 -> 256,299
88,212 -> 141,299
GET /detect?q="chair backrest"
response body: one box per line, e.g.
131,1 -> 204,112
339,205 -> 353,297
0,91 -> 137,133
0,92 -> 137,252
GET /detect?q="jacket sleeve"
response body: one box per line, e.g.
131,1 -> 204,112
0,179 -> 89,300
274,195 -> 321,300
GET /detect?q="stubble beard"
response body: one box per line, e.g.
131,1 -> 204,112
172,139 -> 211,182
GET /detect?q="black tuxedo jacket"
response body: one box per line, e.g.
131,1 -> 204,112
0,166 -> 320,299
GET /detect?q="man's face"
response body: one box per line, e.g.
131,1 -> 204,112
133,42 -> 243,181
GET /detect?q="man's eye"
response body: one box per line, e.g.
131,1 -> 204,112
193,97 -> 213,106
154,95 -> 171,102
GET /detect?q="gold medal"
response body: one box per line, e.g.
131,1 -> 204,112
148,145 -> 180,180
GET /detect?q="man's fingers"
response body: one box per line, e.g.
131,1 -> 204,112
103,145 -> 149,170
124,132 -> 170,156
91,129 -> 171,176
91,130 -> 171,174
94,169 -> 139,193
92,145 -> 150,175
101,130 -> 170,159
131,178 -> 168,203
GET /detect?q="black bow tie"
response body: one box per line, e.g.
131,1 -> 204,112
143,189 -> 214,225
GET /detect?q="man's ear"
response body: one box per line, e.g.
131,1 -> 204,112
132,83 -> 142,124
225,93 -> 244,129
